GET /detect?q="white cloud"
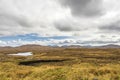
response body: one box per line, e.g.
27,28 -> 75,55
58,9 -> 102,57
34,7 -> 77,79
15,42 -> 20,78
0,0 -> 71,36
0,35 -> 120,47
0,0 -> 120,44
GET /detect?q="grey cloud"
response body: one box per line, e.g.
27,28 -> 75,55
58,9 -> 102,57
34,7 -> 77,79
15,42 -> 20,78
54,22 -> 74,31
54,20 -> 82,32
0,13 -> 31,28
100,21 -> 120,32
59,0 -> 103,17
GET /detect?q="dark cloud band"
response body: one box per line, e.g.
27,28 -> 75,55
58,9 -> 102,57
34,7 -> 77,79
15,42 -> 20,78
59,0 -> 103,17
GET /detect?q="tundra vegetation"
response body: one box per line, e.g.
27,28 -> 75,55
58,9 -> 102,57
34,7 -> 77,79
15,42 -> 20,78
0,46 -> 120,80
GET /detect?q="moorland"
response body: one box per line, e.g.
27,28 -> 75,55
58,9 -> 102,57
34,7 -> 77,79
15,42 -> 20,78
0,45 -> 120,80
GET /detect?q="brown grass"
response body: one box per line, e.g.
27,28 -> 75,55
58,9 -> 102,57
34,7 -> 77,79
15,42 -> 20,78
0,47 -> 120,80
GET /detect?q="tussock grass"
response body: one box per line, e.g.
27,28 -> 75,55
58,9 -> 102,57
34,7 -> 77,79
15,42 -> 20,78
0,48 -> 120,80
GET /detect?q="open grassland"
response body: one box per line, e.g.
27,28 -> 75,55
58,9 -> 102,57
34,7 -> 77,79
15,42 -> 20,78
0,47 -> 120,80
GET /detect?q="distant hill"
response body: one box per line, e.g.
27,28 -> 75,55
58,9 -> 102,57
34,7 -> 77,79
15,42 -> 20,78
60,44 -> 120,48
0,44 -> 61,54
61,45 -> 82,48
0,44 -> 120,54
79,44 -> 120,48
98,44 -> 120,48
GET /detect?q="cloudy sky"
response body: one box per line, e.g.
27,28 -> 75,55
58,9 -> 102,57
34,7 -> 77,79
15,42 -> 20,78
0,0 -> 120,46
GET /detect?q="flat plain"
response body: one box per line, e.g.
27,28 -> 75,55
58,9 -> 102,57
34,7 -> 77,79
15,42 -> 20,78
0,45 -> 120,80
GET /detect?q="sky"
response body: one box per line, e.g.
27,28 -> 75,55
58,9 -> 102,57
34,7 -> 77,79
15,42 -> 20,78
0,0 -> 120,46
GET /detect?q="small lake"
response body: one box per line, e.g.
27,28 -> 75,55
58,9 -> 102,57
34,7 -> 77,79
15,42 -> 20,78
8,52 -> 33,56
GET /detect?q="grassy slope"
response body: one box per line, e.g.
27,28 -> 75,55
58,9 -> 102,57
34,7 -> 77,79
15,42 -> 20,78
0,48 -> 120,80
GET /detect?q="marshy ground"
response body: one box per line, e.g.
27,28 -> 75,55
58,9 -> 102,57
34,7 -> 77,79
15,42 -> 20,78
0,47 -> 120,80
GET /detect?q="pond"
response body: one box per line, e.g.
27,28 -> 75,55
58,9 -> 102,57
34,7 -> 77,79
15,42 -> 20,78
8,52 -> 33,56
